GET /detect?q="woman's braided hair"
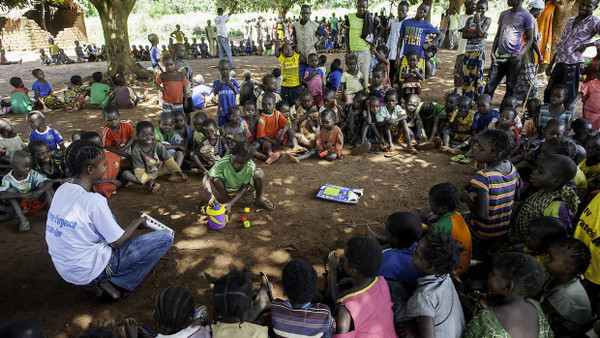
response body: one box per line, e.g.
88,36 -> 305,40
153,285 -> 194,335
65,140 -> 104,177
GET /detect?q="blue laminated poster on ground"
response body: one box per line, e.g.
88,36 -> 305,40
317,184 -> 364,204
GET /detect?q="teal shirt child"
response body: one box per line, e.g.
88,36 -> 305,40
9,88 -> 33,115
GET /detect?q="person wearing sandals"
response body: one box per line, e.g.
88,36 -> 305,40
203,141 -> 275,214
45,140 -> 173,301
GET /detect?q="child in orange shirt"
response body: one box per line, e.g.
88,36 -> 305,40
80,131 -> 124,198
288,109 -> 343,162
256,93 -> 305,164
100,105 -> 136,158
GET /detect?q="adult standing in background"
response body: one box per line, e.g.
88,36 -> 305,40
387,1 -> 409,86
215,3 -> 238,68
329,13 -> 339,46
293,5 -> 328,75
438,8 -> 450,48
345,0 -> 375,84
448,7 -> 459,49
205,20 -> 217,57
454,0 -> 476,92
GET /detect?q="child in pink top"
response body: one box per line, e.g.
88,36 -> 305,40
328,236 -> 397,337
575,74 -> 600,129
304,53 -> 324,107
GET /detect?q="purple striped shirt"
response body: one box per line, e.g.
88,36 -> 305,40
271,300 -> 336,338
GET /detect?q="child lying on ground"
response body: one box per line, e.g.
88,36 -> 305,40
122,121 -> 187,194
289,109 -> 343,162
0,150 -> 54,232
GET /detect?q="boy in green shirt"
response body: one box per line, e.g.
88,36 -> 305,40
203,141 -> 275,213
90,72 -> 113,109
8,77 -> 33,115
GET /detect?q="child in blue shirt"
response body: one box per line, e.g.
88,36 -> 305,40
368,211 -> 424,291
472,94 -> 498,134
213,59 -> 240,127
326,58 -> 343,92
26,111 -> 66,155
31,69 -> 63,111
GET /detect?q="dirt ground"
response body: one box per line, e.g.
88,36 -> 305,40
0,48 -> 514,337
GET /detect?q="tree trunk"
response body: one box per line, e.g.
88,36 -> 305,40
275,3 -> 289,19
550,0 -> 582,59
89,0 -> 151,81
449,0 -> 465,14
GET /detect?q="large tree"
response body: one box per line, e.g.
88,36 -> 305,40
88,0 -> 151,80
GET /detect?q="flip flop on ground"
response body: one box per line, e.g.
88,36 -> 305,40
384,149 -> 402,158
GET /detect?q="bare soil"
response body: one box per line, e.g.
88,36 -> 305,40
0,48 -> 500,337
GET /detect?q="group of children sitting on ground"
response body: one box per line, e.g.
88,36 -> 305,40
38,38 -> 106,65
5,22 -> 600,336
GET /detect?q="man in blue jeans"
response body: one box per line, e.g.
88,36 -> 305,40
484,0 -> 533,101
215,3 -> 238,68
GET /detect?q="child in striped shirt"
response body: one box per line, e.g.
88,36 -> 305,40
460,130 -> 522,254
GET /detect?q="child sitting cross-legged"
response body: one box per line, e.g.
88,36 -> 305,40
423,182 -> 472,276
221,106 -> 252,149
31,68 -> 63,111
257,93 -> 306,164
460,130 -> 521,254
27,140 -> 66,179
288,109 -> 342,163
122,121 -> 187,194
375,89 -> 413,156
113,75 -> 147,110
503,154 -> 580,251
404,94 -> 432,151
367,212 -> 424,292
357,96 -> 385,154
101,105 -> 137,158
90,71 -> 113,109
327,236 -> 397,336
0,150 -> 55,232
271,259 -> 336,337
27,111 -> 67,156
319,89 -> 344,124
8,77 -> 33,115
524,216 -> 568,269
64,75 -> 89,112
203,141 -> 275,213
398,232 -> 465,338
463,252 -> 552,337
191,118 -> 229,174
541,238 -> 592,336
440,95 -> 475,156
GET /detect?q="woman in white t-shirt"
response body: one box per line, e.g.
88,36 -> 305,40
45,140 -> 173,300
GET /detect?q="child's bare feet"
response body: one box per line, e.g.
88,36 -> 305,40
254,198 -> 275,211
265,152 -> 280,165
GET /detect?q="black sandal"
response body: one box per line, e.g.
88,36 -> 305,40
260,272 -> 274,302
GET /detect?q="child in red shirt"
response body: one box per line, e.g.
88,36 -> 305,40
100,105 -> 136,158
155,54 -> 189,114
81,131 -> 124,198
